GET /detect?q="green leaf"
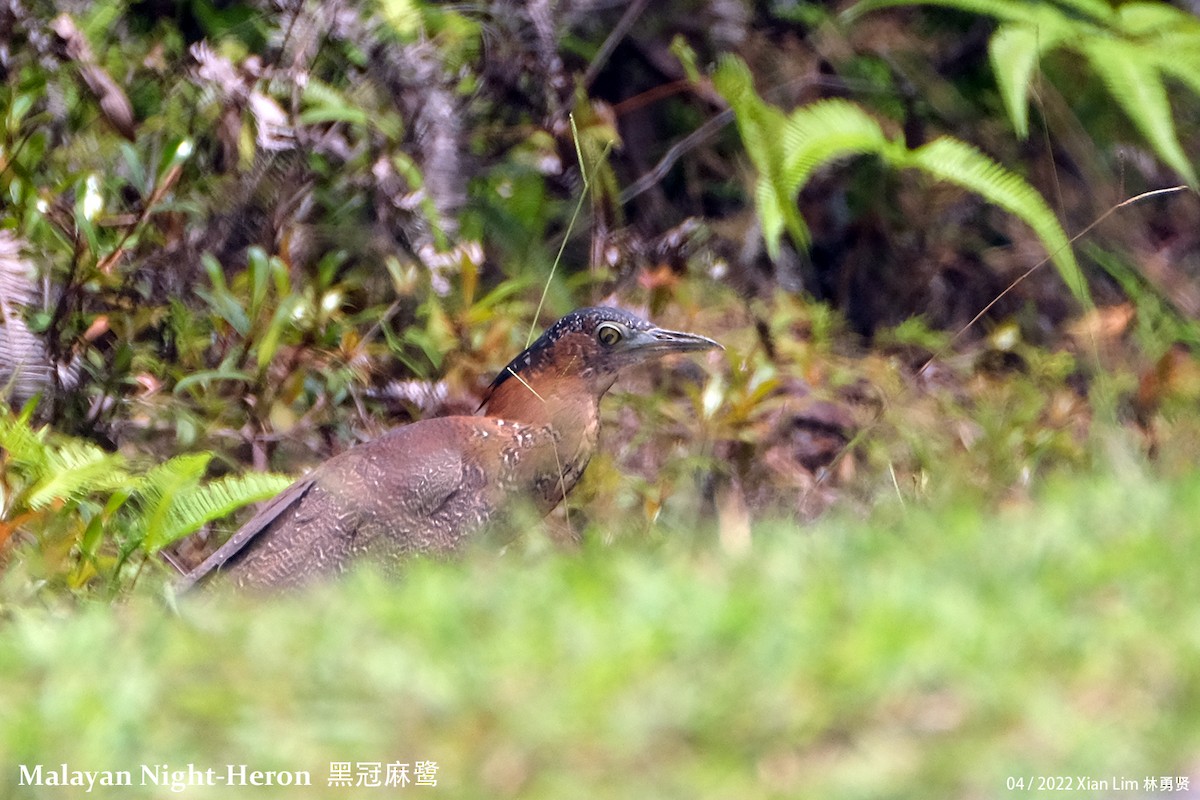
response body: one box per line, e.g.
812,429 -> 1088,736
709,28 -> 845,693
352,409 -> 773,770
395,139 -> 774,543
79,512 -> 105,560
1132,5 -> 1200,99
780,99 -> 890,187
378,0 -> 424,38
754,177 -> 787,261
713,56 -> 784,180
29,443 -> 128,509
195,287 -> 251,337
174,367 -> 254,393
8,92 -> 34,125
670,35 -> 702,84
904,137 -> 1089,306
843,0 -> 1044,25
714,53 -> 1088,305
246,246 -> 272,318
849,0 -> 1200,185
1112,1 -> 1194,36
127,453 -> 211,550
846,0 -> 1111,29
301,80 -> 370,128
0,411 -> 50,478
73,191 -> 101,258
1052,0 -> 1115,23
202,253 -> 228,292
133,453 -> 211,504
256,295 -> 302,372
1081,37 -> 1197,186
714,55 -> 810,254
145,471 -> 292,552
989,22 -> 1069,138
1156,53 -> 1200,101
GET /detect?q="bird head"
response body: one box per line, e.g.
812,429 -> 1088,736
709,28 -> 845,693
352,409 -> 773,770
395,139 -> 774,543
482,307 -> 721,407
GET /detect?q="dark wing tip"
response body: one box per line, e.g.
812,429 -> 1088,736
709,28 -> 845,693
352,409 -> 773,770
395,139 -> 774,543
176,477 -> 315,592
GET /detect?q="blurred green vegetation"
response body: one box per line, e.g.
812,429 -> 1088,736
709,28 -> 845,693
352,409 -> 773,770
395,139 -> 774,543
3,461 -> 1199,798
2,0 -> 1199,594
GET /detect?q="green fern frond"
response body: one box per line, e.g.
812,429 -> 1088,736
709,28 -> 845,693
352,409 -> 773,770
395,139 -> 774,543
1156,54 -> 1200,101
144,471 -> 291,553
753,176 -> 808,260
989,21 -> 1070,138
1115,2 -> 1200,37
1051,0 -> 1115,23
844,0 -> 1047,25
849,0 -> 1200,186
710,52 -> 1089,303
713,55 -> 1083,304
124,453 -> 212,549
0,410 -> 50,480
846,0 -> 1114,26
903,137 -> 1088,305
712,57 -> 773,170
28,442 -> 129,510
141,451 -> 211,494
781,99 -> 891,187
1081,37 -> 1197,185
715,55 -> 810,254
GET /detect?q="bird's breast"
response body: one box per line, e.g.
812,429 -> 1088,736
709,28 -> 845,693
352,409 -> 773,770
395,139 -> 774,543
476,412 -> 599,514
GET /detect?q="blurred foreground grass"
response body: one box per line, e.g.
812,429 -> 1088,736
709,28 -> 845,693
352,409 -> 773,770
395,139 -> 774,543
2,463 -> 1199,799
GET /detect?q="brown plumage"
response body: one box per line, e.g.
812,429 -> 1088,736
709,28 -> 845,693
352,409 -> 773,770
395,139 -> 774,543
180,307 -> 720,591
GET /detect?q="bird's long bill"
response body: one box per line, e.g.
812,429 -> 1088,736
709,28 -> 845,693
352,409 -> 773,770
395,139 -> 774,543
626,326 -> 723,356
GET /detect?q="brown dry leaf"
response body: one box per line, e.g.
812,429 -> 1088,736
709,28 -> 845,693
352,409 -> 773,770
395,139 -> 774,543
1067,303 -> 1134,346
83,315 -> 110,341
1136,345 -> 1200,421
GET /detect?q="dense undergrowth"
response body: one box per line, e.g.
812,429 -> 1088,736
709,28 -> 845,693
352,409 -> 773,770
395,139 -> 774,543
2,0 -> 1199,594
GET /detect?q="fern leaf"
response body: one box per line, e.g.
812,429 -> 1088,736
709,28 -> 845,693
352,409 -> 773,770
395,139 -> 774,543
715,55 -> 810,254
1081,37 -> 1197,186
1127,5 -> 1200,98
144,471 -> 292,552
780,99 -> 891,187
713,57 -> 776,175
131,452 -> 212,507
904,137 -> 1089,305
124,453 -> 212,548
29,443 -> 129,509
843,0 -> 1048,25
0,410 -> 50,480
753,175 -> 809,261
1156,54 -> 1200,101
989,21 -> 1070,138
850,1 -> 1199,185
300,78 -> 371,128
1113,2 -> 1196,36
1051,0 -> 1115,23
713,57 -> 790,158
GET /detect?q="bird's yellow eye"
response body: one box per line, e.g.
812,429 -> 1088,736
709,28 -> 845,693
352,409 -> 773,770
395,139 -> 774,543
597,323 -> 623,346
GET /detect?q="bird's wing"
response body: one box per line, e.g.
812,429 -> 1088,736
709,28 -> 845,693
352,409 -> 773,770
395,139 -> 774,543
177,474 -> 318,591
177,418 -> 527,591
177,424 -> 465,590
336,423 -> 473,544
